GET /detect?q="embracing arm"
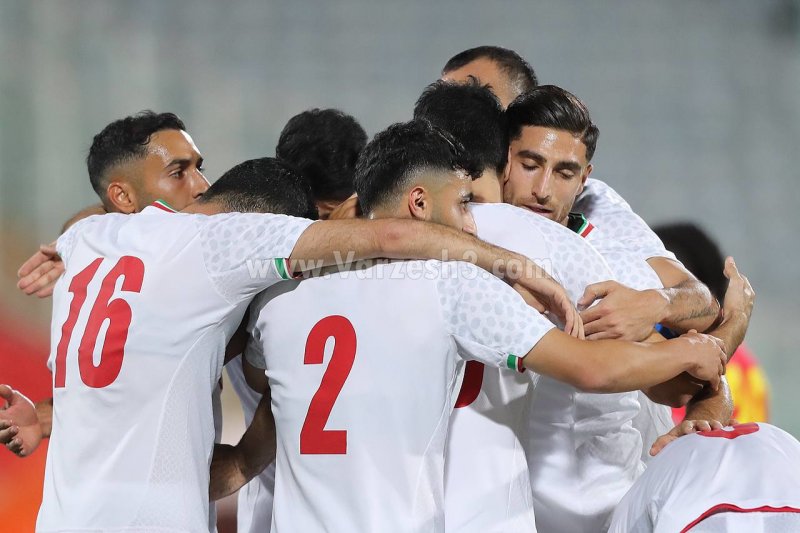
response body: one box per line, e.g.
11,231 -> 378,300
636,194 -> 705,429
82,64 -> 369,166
646,257 -> 721,333
521,329 -> 725,394
290,219 -> 581,336
209,390 -> 275,501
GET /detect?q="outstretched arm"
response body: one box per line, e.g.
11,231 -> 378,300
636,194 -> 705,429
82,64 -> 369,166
522,328 -> 726,394
209,390 -> 275,501
645,257 -> 721,333
290,218 -> 581,337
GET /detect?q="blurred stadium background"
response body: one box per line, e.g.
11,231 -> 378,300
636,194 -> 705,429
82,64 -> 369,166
1,0 -> 798,530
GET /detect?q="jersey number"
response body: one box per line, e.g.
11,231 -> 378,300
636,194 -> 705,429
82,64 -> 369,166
54,256 -> 145,388
300,315 -> 356,454
698,422 -> 760,439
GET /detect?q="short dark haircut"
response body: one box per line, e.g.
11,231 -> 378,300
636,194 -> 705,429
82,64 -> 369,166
276,108 -> 368,202
442,46 -> 538,95
653,223 -> 726,301
353,120 -> 481,215
507,85 -> 599,161
414,79 -> 508,176
87,111 -> 186,201
200,157 -> 317,219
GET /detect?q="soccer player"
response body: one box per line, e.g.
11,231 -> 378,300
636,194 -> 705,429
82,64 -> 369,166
502,85 -> 741,532
275,108 -> 367,219
609,422 -> 800,532
4,111 -> 212,455
413,80 -> 747,532
235,119 -> 725,532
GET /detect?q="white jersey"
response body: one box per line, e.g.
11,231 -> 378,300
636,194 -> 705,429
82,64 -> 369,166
609,423 -> 800,533
38,203 -> 313,533
225,356 -> 276,533
575,178 -> 676,262
245,260 -> 555,533
584,225 -> 675,462
477,207 -> 644,533
445,204 -> 639,533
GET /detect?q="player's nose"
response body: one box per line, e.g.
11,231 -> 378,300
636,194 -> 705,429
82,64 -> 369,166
192,171 -> 210,198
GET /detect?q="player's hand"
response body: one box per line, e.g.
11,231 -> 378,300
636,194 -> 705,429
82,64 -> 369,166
721,257 -> 754,323
17,242 -> 64,298
649,418 -> 725,456
0,385 -> 43,457
577,280 -> 665,341
513,274 -> 584,339
679,330 -> 726,389
327,194 -> 361,220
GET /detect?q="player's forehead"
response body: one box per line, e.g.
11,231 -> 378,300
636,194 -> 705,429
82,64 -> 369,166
511,126 -> 587,164
145,129 -> 202,165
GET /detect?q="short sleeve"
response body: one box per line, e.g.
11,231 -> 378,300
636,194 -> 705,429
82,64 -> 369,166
194,213 -> 315,304
434,261 -> 556,372
244,293 -> 268,370
575,178 -> 677,262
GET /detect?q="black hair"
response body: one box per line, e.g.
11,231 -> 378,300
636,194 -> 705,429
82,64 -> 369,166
87,111 -> 186,201
353,120 -> 481,215
507,85 -> 599,161
200,157 -> 318,219
442,46 -> 538,96
413,79 -> 508,176
653,223 -> 727,301
275,108 -> 368,202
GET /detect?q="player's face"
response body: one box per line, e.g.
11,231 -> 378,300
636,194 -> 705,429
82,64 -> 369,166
414,170 -> 476,235
135,129 -> 210,211
442,58 -> 517,108
503,126 -> 592,226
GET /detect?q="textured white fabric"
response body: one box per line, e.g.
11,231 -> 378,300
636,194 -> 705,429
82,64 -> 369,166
575,178 -> 676,262
225,356 -> 276,533
609,423 -> 800,533
245,260 -> 555,533
39,206 -> 313,533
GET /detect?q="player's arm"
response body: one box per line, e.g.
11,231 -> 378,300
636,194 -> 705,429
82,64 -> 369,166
522,329 -> 725,393
648,378 -> 733,456
209,390 -> 275,501
646,256 -> 721,334
289,218 -> 581,337
578,262 -> 720,341
442,263 -> 720,394
17,203 -> 106,298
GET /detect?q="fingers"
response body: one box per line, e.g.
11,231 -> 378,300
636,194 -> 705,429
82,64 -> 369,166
6,436 -> 25,456
18,261 -> 64,296
579,305 -> 605,326
649,434 -> 675,456
0,385 -> 13,404
17,244 -> 57,278
583,316 -> 612,337
577,281 -> 614,309
586,331 -> 617,341
0,420 -> 18,445
723,256 -> 739,281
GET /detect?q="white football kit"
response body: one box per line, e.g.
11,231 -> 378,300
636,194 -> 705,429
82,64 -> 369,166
575,178 -> 677,262
609,423 -> 800,532
38,202 -> 313,533
225,356 -> 276,533
582,224 -> 676,462
245,260 -> 555,533
578,180 -> 684,462
444,203 -> 632,533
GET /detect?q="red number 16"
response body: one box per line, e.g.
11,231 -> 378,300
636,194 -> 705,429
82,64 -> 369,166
54,256 -> 145,389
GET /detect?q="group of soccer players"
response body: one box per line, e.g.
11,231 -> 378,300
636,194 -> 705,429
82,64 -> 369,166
1,45 -> 798,533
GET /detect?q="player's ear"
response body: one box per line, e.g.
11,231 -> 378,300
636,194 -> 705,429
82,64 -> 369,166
577,164 -> 593,197
106,180 -> 138,214
407,186 -> 429,221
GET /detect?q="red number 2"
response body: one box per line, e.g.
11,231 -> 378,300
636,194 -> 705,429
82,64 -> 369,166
54,256 -> 145,388
300,315 -> 357,454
